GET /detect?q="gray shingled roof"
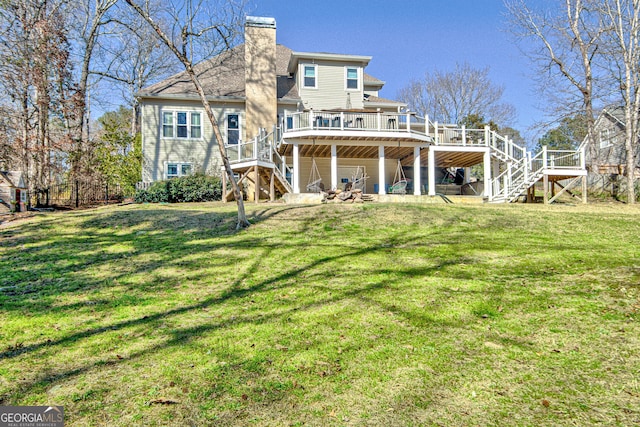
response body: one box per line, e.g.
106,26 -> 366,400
364,73 -> 384,85
364,95 -> 405,106
139,44 -> 300,101
139,44 -> 396,106
603,105 -> 626,126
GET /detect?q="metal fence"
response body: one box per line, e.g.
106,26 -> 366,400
34,180 -> 125,208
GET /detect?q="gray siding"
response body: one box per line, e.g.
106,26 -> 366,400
297,61 -> 364,110
141,99 -> 246,182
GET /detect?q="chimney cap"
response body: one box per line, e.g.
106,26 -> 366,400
246,16 -> 276,29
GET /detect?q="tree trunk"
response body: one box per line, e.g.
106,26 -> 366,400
123,0 -> 250,229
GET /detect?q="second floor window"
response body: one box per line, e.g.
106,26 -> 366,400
162,111 -> 202,139
346,67 -> 359,90
303,65 -> 317,88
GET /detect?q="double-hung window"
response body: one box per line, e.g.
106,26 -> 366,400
162,111 -> 202,139
303,64 -> 317,88
227,114 -> 240,145
346,67 -> 359,90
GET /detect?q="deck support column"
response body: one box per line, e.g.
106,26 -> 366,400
331,144 -> 338,191
221,166 -> 227,202
413,146 -> 421,195
484,149 -> 492,200
254,164 -> 260,203
543,174 -> 549,204
428,147 -> 436,196
582,175 -> 587,204
378,146 -> 386,194
293,142 -> 300,194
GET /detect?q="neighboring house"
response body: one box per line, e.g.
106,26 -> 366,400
587,106 -> 639,177
0,171 -> 27,213
137,16 -> 587,204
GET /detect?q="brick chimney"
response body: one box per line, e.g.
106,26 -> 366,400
244,16 -> 277,141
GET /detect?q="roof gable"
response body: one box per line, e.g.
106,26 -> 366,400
139,44 -> 299,101
0,171 -> 26,188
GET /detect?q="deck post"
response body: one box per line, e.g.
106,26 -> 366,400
484,125 -> 490,147
254,164 -> 260,203
543,174 -> 549,204
331,144 -> 338,190
434,122 -> 439,145
582,175 -> 588,204
462,125 -> 467,145
377,110 -> 382,131
413,146 -> 421,195
378,145 -> 386,194
484,149 -> 492,200
407,112 -> 411,132
293,142 -> 300,194
428,147 -> 436,196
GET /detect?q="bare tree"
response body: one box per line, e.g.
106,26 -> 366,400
505,0 -> 602,168
0,0 -> 77,204
86,1 -> 179,135
397,62 -> 515,126
598,0 -> 640,203
123,0 -> 250,228
398,63 -> 515,124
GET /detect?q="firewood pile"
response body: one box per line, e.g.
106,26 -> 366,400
323,189 -> 375,203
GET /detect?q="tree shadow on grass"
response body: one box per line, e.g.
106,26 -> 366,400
1,203 -> 626,413
1,225 -> 484,406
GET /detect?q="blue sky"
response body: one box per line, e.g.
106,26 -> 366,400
249,0 -> 539,141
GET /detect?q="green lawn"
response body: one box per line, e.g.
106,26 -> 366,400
1,202 -> 639,426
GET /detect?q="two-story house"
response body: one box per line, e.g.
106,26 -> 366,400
138,16 -> 587,204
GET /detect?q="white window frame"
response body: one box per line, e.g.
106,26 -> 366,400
345,66 -> 360,91
226,113 -> 242,145
165,161 -> 193,179
599,128 -> 612,148
302,64 -> 318,89
161,110 -> 202,139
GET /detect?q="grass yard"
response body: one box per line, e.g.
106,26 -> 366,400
0,202 -> 639,426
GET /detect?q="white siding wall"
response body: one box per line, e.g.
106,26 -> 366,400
141,99 -> 245,182
298,61 -> 364,110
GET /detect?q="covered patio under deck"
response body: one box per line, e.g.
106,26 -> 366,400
278,139 -> 492,198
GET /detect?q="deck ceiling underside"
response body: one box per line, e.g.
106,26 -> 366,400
279,143 -> 485,168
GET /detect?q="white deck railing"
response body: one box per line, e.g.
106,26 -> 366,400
230,111 -> 586,201
283,110 -> 428,136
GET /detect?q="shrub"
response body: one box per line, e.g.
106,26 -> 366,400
134,174 -> 222,203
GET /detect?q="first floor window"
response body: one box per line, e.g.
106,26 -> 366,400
162,111 -> 202,139
191,113 -> 201,138
166,162 -> 192,179
227,114 -> 240,145
163,112 -> 174,137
